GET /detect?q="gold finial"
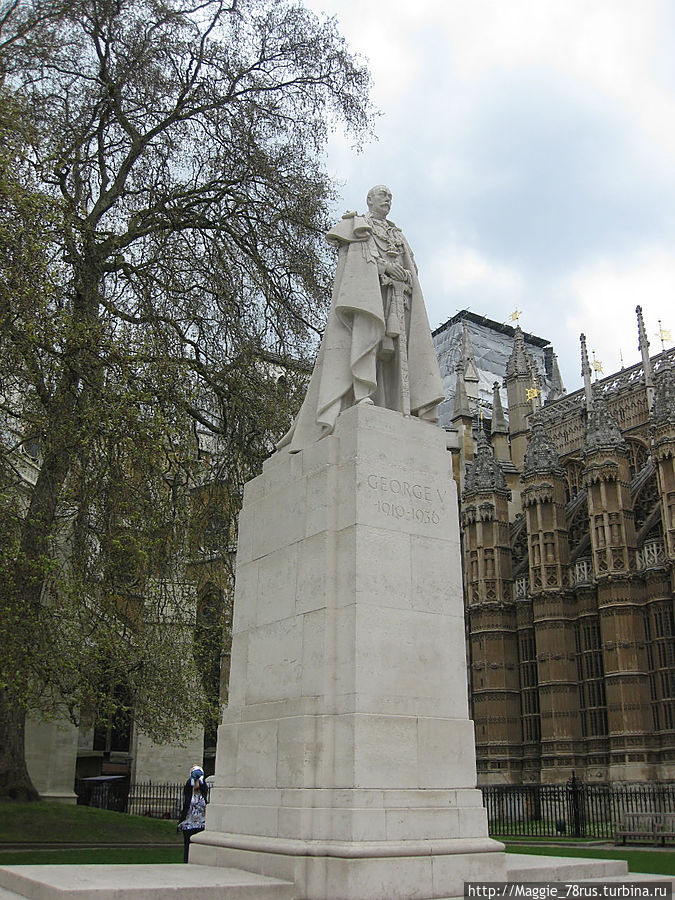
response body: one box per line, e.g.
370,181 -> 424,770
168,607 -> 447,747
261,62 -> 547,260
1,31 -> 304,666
656,320 -> 671,351
592,351 -> 603,379
509,308 -> 522,323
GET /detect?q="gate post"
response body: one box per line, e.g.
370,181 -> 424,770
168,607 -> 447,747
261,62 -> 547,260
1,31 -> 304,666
567,771 -> 584,838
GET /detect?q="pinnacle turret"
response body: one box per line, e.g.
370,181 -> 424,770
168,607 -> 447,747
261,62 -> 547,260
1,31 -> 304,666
505,325 -> 531,378
584,388 -> 625,454
546,352 -> 565,403
653,358 -> 675,427
451,360 -> 472,419
463,430 -> 509,496
491,382 -> 508,434
637,305 -> 655,409
580,333 -> 593,413
461,320 -> 480,394
522,419 -> 564,478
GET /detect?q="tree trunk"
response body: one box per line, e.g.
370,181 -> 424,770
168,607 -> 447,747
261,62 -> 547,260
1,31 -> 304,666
0,401 -> 79,801
0,689 -> 40,801
0,441 -> 75,800
0,277 -> 101,802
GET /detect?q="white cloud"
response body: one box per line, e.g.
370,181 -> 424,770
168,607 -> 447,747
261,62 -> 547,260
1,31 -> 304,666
435,0 -> 675,161
310,0 -> 675,166
303,0 -> 675,393
420,239 -> 524,330
304,0 -> 423,102
565,249 -> 675,377
436,243 -> 522,294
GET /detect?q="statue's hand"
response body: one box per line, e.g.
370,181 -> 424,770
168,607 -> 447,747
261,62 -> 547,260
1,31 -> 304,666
384,262 -> 408,282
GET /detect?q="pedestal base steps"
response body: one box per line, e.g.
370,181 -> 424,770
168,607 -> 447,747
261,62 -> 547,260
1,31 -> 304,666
2,856 -> 673,900
0,864 -> 293,899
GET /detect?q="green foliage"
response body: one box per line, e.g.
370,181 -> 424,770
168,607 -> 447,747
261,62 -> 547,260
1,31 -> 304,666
0,0 -> 372,796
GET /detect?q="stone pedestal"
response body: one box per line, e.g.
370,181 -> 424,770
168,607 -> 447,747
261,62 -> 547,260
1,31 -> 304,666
191,404 -> 506,899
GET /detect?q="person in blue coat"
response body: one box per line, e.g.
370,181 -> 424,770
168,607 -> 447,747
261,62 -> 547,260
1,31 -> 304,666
177,765 -> 209,863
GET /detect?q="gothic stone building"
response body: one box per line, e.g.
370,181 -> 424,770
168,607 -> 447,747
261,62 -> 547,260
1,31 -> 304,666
435,308 -> 675,785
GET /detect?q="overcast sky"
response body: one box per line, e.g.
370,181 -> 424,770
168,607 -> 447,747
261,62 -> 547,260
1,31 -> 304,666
304,0 -> 675,393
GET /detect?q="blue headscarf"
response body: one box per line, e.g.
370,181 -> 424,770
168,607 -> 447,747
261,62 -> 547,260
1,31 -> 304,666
189,765 -> 204,786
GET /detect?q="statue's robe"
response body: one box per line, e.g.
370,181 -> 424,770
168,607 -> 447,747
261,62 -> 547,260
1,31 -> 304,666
276,213 -> 444,454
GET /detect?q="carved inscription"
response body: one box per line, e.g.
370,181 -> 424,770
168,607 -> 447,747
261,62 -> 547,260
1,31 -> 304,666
365,473 -> 446,527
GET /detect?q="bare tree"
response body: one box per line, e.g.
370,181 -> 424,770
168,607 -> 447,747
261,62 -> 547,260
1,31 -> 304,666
0,0 -> 371,799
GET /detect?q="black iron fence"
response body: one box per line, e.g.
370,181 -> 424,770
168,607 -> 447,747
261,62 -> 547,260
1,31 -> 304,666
481,778 -> 675,839
76,779 -> 183,819
76,776 -> 675,838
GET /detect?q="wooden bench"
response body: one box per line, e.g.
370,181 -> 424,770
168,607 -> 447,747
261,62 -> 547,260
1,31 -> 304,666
615,812 -> 675,845
655,812 -> 675,844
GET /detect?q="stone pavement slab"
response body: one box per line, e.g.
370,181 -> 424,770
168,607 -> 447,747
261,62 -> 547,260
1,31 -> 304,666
0,863 -> 294,899
505,854 -> 629,881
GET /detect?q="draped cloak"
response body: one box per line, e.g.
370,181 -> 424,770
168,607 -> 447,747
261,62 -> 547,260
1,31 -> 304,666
276,213 -> 444,454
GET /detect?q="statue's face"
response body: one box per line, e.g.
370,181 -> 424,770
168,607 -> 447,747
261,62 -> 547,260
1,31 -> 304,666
367,185 -> 392,219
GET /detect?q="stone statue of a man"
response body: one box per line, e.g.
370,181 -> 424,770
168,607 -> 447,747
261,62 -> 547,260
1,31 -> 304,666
277,185 -> 444,453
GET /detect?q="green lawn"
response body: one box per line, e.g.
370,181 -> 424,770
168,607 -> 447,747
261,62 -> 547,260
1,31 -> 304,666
3,803 -> 675,874
505,843 -> 675,876
0,847 -> 182,865
0,801 -> 180,845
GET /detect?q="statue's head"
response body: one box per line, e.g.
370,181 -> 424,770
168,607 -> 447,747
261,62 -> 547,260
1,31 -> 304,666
366,184 -> 392,219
